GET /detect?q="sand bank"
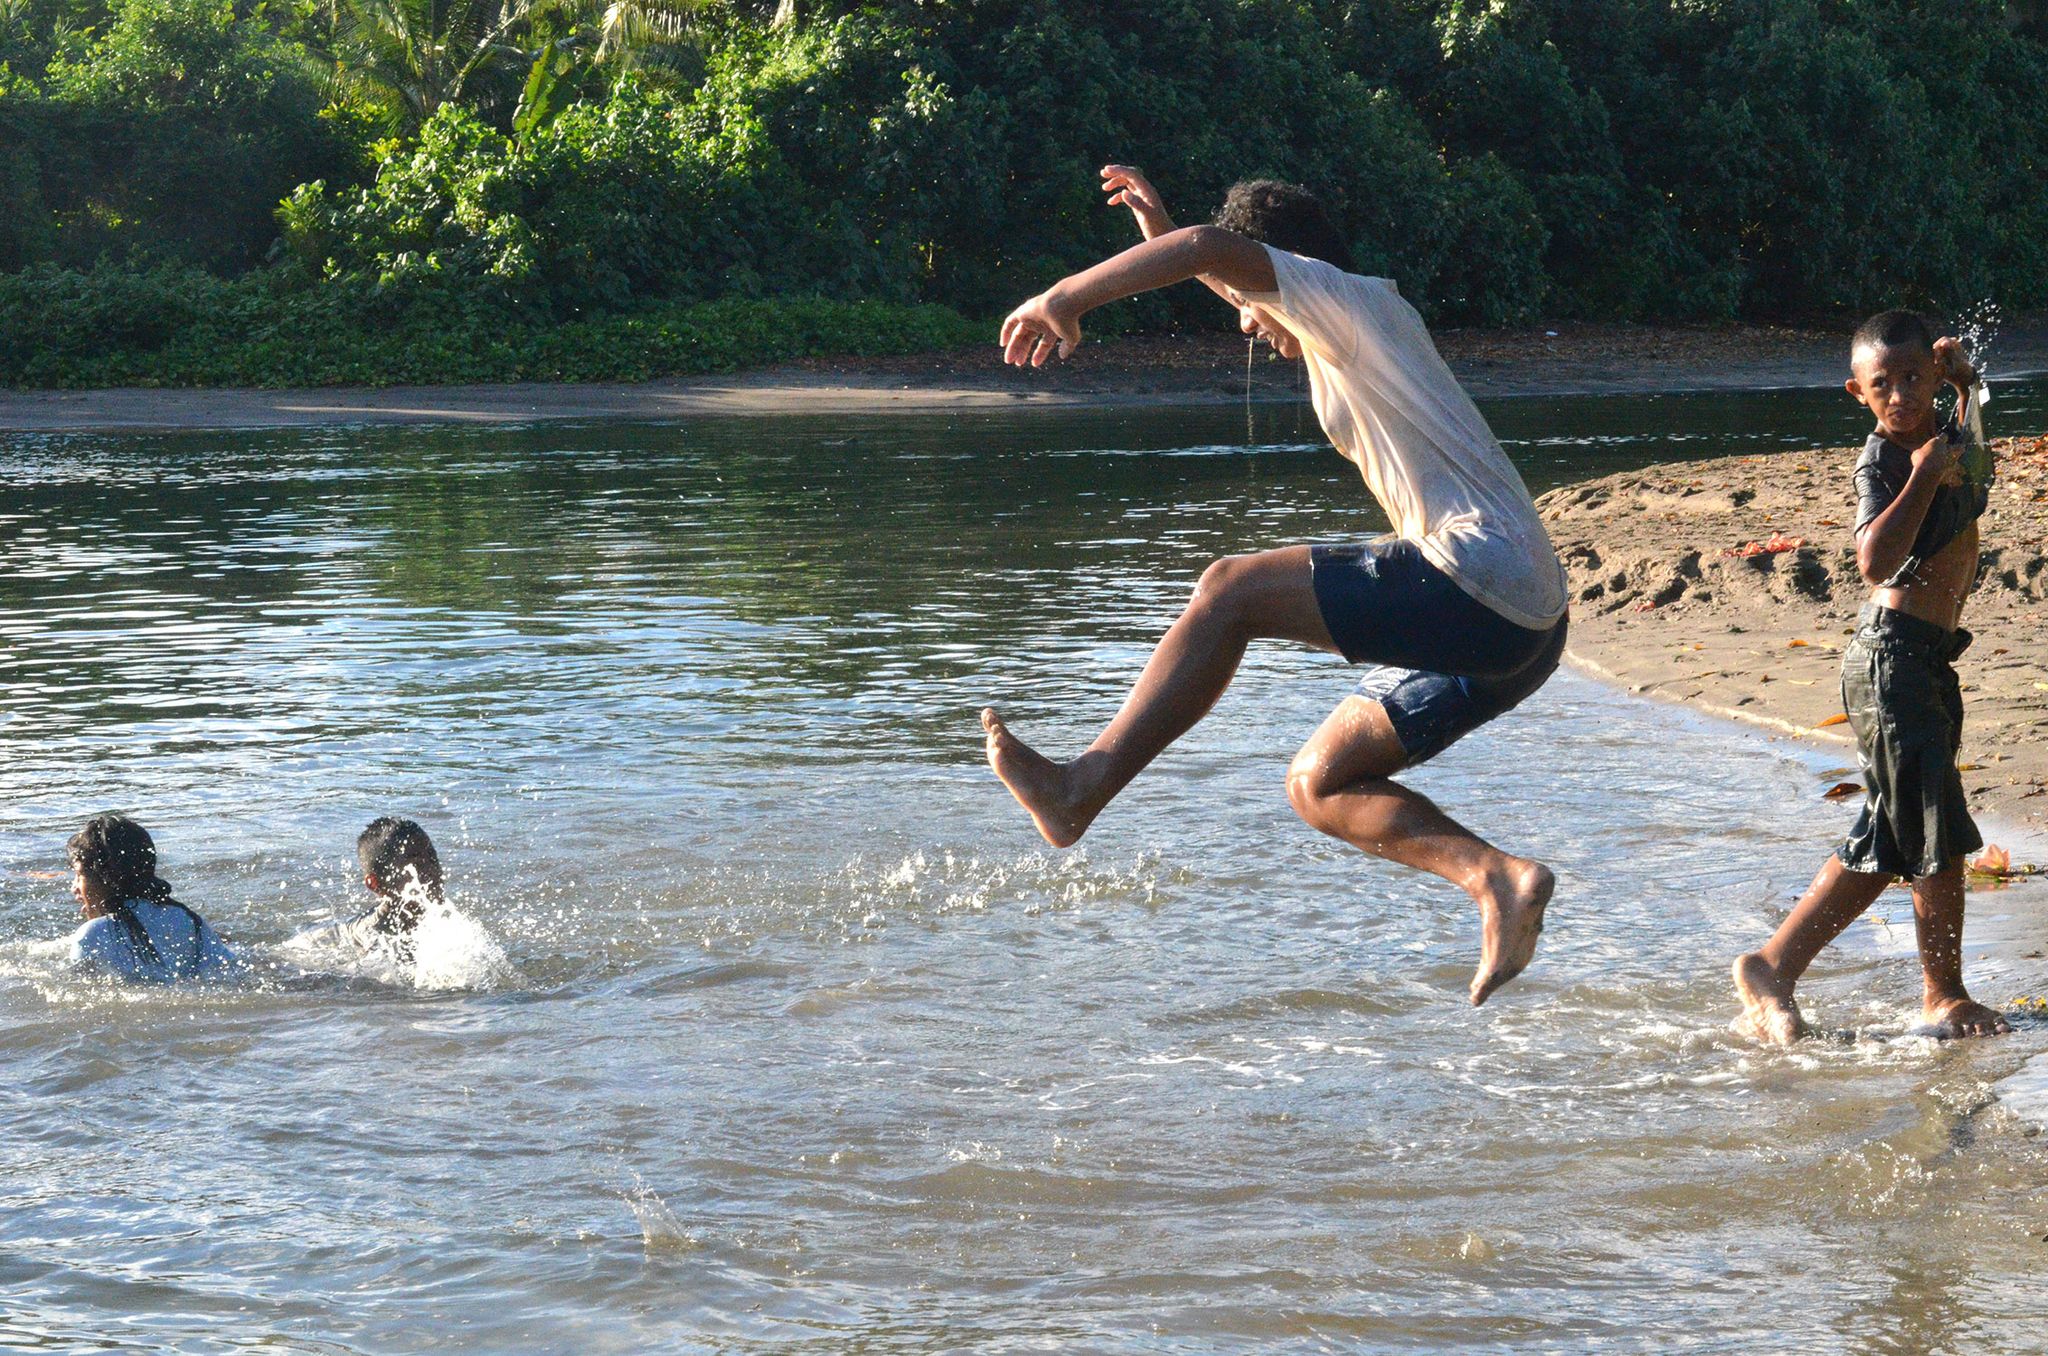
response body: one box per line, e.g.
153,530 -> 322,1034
11,321 -> 2047,433
1537,434 -> 2048,837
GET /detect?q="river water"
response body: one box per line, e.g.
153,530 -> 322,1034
3,385 -> 2047,1352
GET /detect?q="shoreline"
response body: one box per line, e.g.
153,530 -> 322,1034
9,322 -> 2044,873
1538,433 -> 2048,841
10,321 -> 2048,433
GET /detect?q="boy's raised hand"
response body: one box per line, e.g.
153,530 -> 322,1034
1911,430 -> 1966,487
1102,164 -> 1175,241
1933,335 -> 1978,389
1001,290 -> 1081,367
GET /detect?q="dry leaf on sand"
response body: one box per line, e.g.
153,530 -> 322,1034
1971,844 -> 2013,876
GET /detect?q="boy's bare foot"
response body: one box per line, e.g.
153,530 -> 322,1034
1468,858 -> 1552,1006
982,708 -> 1096,848
1922,995 -> 2013,1040
1731,952 -> 1809,1044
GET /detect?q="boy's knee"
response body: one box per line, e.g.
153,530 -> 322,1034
1284,753 -> 1328,824
1193,554 -> 1253,608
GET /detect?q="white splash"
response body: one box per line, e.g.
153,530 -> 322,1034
1955,298 -> 2002,379
407,891 -> 515,992
623,1179 -> 698,1254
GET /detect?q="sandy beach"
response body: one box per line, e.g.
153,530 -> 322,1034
1539,434 -> 2048,837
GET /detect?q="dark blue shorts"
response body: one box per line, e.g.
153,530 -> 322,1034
1311,537 -> 1567,767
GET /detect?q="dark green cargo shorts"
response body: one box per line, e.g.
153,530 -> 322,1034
1836,604 -> 1983,880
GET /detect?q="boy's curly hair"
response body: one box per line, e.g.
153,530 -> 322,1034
1213,179 -> 1355,272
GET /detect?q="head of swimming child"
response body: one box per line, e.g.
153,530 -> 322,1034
1212,179 -> 1354,361
67,813 -> 170,918
1847,309 -> 1946,446
357,816 -> 442,927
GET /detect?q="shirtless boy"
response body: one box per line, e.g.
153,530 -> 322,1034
983,166 -> 1568,1006
1733,310 -> 2010,1043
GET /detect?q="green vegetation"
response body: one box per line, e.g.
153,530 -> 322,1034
4,0 -> 2047,387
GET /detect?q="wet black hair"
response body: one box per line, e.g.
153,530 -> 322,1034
1213,179 -> 1355,273
357,816 -> 440,896
66,813 -> 202,965
1852,309 -> 1936,357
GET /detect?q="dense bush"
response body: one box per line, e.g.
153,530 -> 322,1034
0,0 -> 362,274
280,5 -> 1548,326
0,262 -> 983,386
1413,0 -> 2048,319
5,0 -> 2048,389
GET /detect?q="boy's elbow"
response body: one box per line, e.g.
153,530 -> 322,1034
1172,224 -> 1229,264
1176,225 -> 1272,291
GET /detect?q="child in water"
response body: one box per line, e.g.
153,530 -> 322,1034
62,813 -> 239,982
300,816 -> 443,960
984,165 -> 1567,1005
1732,311 -> 2009,1043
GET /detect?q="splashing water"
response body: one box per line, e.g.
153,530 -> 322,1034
407,890 -> 515,992
623,1174 -> 698,1254
1956,297 -> 2003,382
282,872 -> 515,992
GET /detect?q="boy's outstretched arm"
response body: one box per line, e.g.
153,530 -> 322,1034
1000,226 -> 1276,367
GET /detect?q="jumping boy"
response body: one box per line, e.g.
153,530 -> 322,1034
302,816 -> 443,958
982,166 -> 1568,1006
1732,311 -> 2009,1043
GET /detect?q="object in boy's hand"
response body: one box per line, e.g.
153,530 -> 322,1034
1957,380 -> 1996,498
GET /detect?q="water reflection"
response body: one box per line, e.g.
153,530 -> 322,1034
1,388 -> 2045,1351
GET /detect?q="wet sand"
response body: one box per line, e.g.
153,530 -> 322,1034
1538,433 -> 2048,836
12,321 -> 2048,432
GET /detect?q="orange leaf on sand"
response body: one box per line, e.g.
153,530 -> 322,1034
1817,713 -> 1850,728
1972,844 -> 2012,876
1724,531 -> 1807,559
1822,782 -> 1863,800
1787,639 -> 1810,648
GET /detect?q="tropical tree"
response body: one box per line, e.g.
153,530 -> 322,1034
332,0 -> 548,131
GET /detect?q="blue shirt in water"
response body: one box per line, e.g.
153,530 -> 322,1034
67,898 -> 241,983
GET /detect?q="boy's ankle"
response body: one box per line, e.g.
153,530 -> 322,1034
1923,982 -> 1973,1009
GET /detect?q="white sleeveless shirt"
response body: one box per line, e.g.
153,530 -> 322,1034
1243,247 -> 1566,630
